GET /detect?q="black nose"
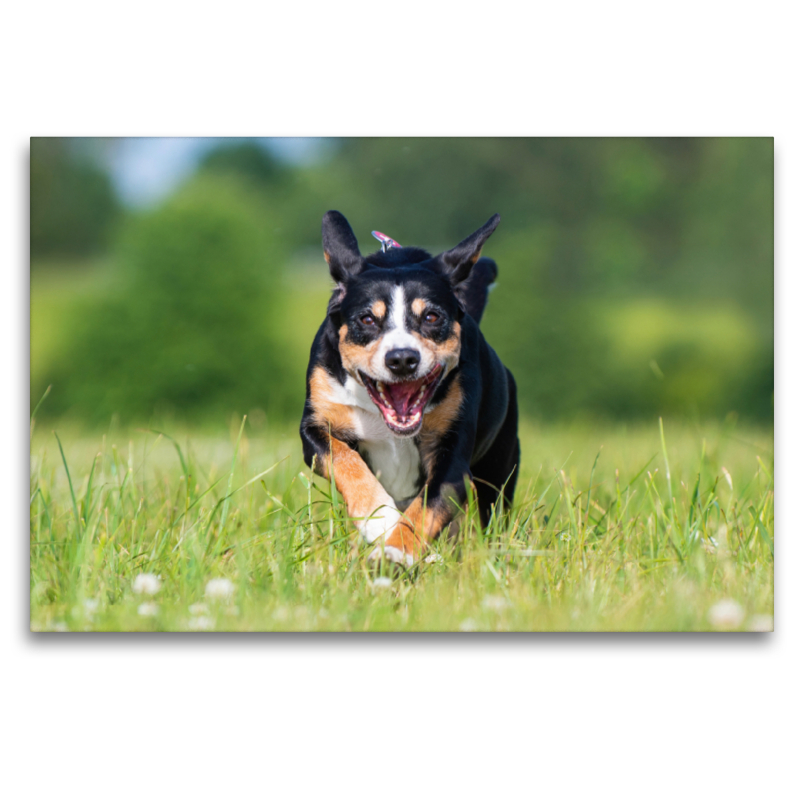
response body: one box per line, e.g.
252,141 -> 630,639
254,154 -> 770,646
385,348 -> 420,377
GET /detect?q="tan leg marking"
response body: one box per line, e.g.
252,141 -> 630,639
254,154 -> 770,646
382,495 -> 451,558
318,437 -> 401,543
309,366 -> 395,531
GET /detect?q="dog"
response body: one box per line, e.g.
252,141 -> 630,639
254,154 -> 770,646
300,210 -> 520,566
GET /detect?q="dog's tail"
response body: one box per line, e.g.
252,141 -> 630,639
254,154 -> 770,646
455,257 -> 498,325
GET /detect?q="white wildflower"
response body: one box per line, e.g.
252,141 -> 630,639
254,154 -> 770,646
481,594 -> 510,611
188,603 -> 209,616
459,618 -> 478,632
205,578 -> 235,601
188,615 -> 213,631
133,573 -> 161,596
83,598 -> 100,614
137,602 -> 159,617
372,576 -> 393,589
708,599 -> 745,630
747,614 -> 773,632
424,553 -> 443,564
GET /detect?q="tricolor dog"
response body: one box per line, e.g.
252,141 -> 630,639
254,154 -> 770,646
300,211 -> 520,566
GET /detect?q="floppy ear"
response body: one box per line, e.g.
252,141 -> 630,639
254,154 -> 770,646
438,214 -> 501,286
322,210 -> 363,284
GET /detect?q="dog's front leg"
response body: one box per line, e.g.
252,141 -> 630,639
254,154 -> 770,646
310,432 -> 402,543
369,475 -> 469,567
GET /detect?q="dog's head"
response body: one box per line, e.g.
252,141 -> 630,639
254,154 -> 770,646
321,210 -> 500,437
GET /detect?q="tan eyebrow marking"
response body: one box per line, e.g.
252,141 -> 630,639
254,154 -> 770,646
411,298 -> 426,316
371,300 -> 386,318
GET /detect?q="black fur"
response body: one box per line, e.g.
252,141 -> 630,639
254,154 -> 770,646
301,211 -> 520,544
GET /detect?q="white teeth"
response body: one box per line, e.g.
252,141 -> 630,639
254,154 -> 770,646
384,408 -> 422,430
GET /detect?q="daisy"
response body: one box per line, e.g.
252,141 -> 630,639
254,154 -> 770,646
708,599 -> 744,630
137,602 -> 159,617
205,578 -> 235,601
133,573 -> 161,596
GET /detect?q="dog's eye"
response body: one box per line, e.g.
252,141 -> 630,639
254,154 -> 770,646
360,314 -> 376,327
424,312 -> 440,324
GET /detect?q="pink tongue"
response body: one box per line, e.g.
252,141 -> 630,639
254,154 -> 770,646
385,379 -> 424,417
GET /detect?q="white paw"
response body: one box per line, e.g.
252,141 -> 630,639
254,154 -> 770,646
368,544 -> 415,568
357,504 -> 403,544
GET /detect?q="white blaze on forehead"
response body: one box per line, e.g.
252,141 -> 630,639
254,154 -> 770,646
379,285 -> 418,353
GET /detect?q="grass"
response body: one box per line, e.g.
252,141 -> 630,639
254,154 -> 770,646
29,414 -> 773,632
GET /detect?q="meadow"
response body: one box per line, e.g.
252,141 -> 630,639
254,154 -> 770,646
28,139 -> 773,633
30,413 -> 774,632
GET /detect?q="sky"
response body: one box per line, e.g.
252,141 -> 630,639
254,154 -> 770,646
103,137 -> 331,207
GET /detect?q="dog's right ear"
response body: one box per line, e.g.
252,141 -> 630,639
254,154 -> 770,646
322,211 -> 363,285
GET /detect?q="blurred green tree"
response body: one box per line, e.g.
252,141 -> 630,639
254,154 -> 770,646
42,175 -> 295,423
30,138 -> 120,262
198,140 -> 285,187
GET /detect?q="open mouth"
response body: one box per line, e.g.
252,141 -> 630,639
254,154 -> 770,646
360,365 -> 444,435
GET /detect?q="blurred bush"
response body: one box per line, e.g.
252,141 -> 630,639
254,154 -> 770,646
41,175 -> 296,423
31,137 -> 773,426
30,138 -> 120,262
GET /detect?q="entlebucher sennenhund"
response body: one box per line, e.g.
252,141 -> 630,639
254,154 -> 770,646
300,211 -> 520,567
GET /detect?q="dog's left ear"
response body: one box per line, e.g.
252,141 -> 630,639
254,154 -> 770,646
322,210 -> 363,285
437,214 -> 501,286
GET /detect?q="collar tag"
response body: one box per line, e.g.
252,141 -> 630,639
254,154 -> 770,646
371,230 -> 402,252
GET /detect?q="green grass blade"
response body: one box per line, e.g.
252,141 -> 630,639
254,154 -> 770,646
54,431 -> 82,533
30,385 -> 52,423
219,416 -> 247,532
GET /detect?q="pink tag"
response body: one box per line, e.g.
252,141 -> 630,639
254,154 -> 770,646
371,230 -> 402,251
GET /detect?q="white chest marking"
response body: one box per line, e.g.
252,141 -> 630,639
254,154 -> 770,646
359,436 -> 422,506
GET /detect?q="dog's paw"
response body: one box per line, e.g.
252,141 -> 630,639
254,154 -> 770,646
357,505 -> 403,544
367,544 -> 415,570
